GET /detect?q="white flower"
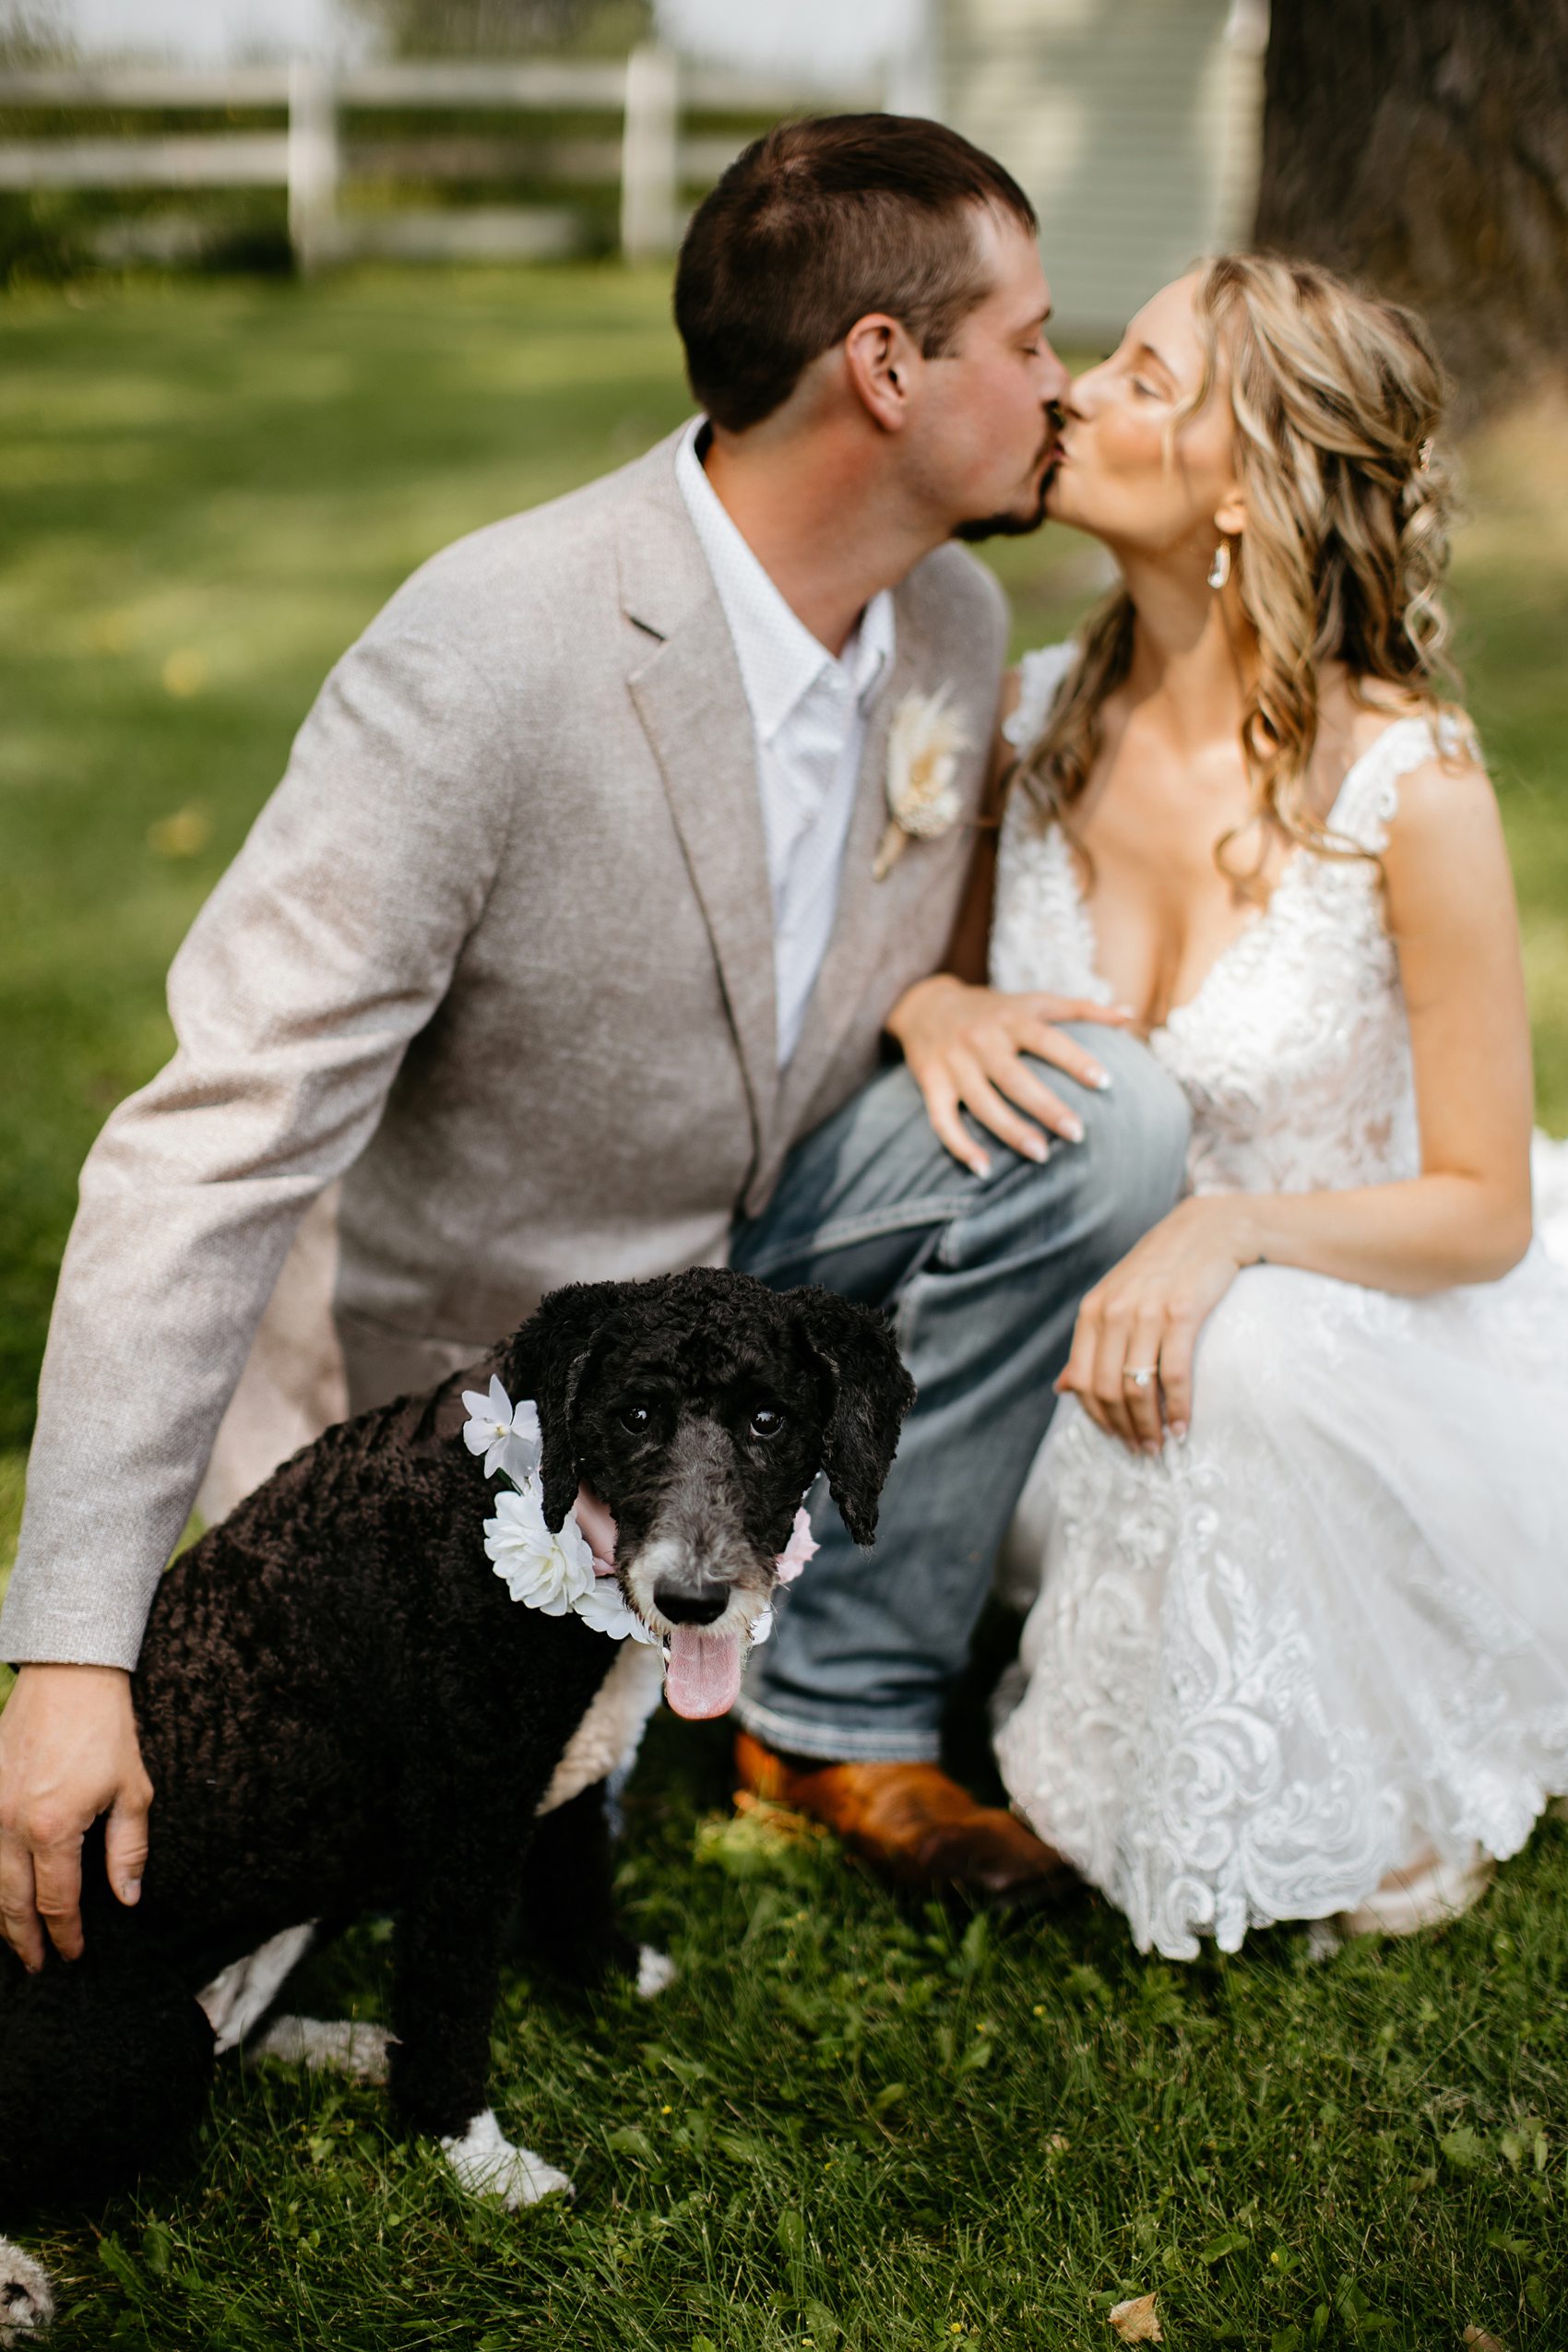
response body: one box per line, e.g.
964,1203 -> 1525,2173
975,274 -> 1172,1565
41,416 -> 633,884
484,1479 -> 595,1614
575,1574 -> 659,1645
463,1376 -> 541,1486
747,1605 -> 774,1646
875,687 -> 970,879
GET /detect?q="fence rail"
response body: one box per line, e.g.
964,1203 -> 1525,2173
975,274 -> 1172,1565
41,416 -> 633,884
0,134 -> 289,190
0,52 -> 885,267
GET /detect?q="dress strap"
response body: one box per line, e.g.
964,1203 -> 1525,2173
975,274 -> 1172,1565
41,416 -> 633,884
1002,643 -> 1075,754
1326,712 -> 1472,853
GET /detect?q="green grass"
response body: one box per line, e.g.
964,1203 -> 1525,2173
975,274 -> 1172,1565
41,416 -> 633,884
3,267 -> 1566,1445
2,268 -> 1567,2347
11,1728 -> 1568,2350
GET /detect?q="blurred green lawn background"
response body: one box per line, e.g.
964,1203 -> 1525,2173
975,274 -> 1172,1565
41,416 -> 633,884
3,266 -> 1566,1461
1,268 -> 1566,2348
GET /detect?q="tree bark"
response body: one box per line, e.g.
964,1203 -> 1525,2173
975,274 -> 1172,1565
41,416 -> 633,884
1254,0 -> 1568,416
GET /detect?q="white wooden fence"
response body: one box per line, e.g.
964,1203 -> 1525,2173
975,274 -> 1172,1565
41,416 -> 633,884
0,51 -> 884,269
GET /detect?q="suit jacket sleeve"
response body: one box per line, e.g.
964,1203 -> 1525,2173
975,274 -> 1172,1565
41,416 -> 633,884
1,618 -> 511,1669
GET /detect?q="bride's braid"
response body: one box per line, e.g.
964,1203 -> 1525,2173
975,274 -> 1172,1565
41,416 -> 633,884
1014,254 -> 1460,869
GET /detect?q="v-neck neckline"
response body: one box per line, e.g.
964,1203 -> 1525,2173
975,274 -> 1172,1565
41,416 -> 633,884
1057,715 -> 1425,1039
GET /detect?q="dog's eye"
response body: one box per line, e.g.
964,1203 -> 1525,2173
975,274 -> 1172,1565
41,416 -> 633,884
619,1403 -> 652,1434
749,1408 -> 785,1441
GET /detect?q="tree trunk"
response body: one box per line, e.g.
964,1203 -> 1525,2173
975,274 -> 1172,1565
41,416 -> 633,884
1253,0 -> 1568,417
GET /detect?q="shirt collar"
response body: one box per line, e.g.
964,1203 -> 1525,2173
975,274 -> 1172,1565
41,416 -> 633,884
676,417 -> 895,746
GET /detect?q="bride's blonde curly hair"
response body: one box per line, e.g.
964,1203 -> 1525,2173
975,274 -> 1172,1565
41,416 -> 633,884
1014,253 -> 1458,872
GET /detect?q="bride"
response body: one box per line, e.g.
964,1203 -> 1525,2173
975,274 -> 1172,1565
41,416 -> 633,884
886,253 -> 1568,1960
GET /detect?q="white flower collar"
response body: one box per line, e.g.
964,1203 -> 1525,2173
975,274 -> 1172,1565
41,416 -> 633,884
463,1378 -> 818,1649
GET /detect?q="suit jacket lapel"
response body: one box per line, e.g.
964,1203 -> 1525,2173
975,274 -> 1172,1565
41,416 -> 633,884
618,443 -> 778,1166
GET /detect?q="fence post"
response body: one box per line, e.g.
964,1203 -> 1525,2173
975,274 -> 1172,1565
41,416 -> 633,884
288,57 -> 339,273
886,0 -> 942,115
620,43 -> 678,262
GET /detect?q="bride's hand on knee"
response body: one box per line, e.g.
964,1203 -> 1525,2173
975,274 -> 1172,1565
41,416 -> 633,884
885,975 -> 1131,1178
1056,1197 -> 1254,1451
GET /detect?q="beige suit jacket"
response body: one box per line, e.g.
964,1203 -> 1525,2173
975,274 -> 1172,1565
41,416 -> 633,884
1,429 -> 1007,1669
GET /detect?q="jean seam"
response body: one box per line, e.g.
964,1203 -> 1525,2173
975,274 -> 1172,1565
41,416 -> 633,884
735,1694 -> 944,1764
742,1144 -> 1067,1278
738,1192 -> 980,1277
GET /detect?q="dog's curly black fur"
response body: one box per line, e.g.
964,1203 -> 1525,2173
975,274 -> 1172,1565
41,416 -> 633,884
0,1268 -> 912,2211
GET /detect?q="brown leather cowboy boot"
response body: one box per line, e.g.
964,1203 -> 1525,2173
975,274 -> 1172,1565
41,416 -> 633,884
734,1732 -> 1072,1904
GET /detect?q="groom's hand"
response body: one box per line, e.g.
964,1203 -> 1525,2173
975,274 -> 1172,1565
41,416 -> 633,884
885,975 -> 1133,1176
0,1662 -> 152,1970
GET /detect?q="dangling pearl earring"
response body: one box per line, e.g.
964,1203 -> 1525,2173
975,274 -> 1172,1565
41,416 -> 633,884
1206,539 -> 1232,590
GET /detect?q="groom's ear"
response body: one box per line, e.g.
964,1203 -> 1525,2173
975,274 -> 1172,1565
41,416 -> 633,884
510,1281 -> 634,1530
843,311 -> 921,433
790,1289 -> 916,1548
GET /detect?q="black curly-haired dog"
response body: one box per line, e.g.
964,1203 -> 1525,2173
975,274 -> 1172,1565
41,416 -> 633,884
0,1267 -> 911,2289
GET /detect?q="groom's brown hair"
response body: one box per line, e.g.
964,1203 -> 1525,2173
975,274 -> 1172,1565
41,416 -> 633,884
675,113 -> 1038,434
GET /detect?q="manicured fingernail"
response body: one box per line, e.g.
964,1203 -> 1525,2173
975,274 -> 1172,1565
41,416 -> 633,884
1090,1069 -> 1112,1090
970,1156 -> 991,1178
1060,1113 -> 1085,1144
1025,1134 -> 1049,1163
1170,1421 -> 1188,1443
122,1880 -> 141,1904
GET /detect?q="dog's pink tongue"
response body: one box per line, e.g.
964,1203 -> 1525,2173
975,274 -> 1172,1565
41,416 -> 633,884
663,1626 -> 742,1720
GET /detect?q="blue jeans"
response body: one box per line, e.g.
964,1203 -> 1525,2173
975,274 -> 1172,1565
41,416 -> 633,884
730,1026 -> 1190,1762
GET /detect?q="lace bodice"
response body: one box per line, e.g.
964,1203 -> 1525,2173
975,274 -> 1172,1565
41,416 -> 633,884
991,644 -> 1459,1197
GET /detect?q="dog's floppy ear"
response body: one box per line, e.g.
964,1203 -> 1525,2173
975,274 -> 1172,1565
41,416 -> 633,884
507,1281 -> 634,1531
791,1288 -> 916,1548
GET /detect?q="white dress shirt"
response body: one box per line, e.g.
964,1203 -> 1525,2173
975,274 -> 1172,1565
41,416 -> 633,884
675,419 -> 896,1065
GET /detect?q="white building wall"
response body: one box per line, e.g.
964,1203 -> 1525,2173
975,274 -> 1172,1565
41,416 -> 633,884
939,0 -> 1265,340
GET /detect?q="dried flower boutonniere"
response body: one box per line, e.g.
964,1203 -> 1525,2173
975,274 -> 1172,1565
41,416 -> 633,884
873,687 -> 971,881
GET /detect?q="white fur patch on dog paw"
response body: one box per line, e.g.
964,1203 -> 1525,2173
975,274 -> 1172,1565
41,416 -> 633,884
198,1920 -> 318,2054
0,2238 -> 54,2344
247,2014 -> 394,2085
636,1944 -> 677,1999
440,2109 -> 574,2209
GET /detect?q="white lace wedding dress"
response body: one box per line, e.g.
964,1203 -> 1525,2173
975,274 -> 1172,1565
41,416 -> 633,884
991,644 -> 1568,1959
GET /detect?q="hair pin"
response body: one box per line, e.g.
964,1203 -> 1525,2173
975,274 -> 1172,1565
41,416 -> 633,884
1417,437 -> 1434,473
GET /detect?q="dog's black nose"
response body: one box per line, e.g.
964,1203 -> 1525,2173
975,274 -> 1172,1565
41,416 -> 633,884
653,1580 -> 730,1626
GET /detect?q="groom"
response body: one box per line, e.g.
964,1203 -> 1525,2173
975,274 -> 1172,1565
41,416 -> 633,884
0,113 -> 1188,1968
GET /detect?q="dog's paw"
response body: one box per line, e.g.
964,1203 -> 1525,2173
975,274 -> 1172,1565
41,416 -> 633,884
636,1944 -> 677,1999
0,2238 -> 54,2344
247,2014 -> 394,2085
440,2109 -> 574,2209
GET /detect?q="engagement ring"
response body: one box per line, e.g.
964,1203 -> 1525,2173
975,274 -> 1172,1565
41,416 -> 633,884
1123,1367 -> 1158,1388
